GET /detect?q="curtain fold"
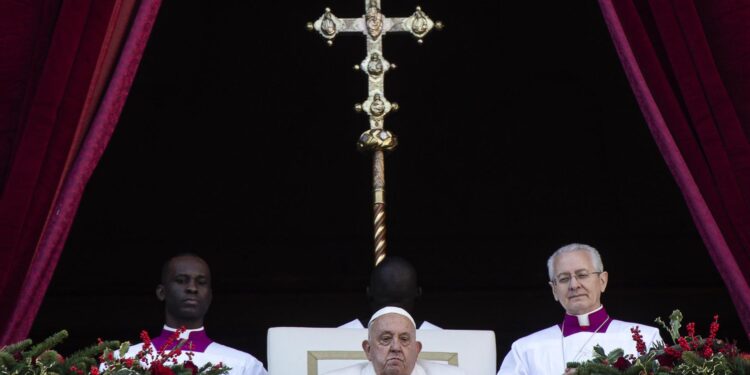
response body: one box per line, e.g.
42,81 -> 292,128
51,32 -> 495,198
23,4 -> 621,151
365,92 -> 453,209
0,0 -> 161,344
598,0 -> 750,338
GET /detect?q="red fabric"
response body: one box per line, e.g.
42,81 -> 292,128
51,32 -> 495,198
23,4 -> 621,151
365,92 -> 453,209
0,0 -> 98,316
599,0 -> 750,338
0,0 -> 59,187
0,0 -> 161,344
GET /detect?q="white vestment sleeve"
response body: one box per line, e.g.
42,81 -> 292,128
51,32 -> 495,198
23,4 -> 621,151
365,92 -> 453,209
243,363 -> 267,375
497,342 -> 528,375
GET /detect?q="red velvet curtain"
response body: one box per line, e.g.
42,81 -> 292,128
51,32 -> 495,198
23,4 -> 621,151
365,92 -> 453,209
0,0 -> 161,344
598,0 -> 750,338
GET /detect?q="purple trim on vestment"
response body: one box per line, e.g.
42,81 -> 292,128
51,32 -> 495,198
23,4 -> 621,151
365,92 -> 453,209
558,307 -> 611,337
152,327 -> 213,352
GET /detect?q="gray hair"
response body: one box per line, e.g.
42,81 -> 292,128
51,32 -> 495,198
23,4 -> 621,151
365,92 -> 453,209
547,243 -> 604,281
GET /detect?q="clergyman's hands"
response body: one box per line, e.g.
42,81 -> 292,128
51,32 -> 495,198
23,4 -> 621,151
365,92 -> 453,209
563,368 -> 577,375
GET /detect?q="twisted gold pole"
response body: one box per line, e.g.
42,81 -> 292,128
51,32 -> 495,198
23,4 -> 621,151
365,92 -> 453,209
373,203 -> 386,265
373,150 -> 386,265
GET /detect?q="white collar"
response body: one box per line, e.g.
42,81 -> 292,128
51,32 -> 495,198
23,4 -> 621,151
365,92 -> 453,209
572,305 -> 603,326
163,325 -> 205,339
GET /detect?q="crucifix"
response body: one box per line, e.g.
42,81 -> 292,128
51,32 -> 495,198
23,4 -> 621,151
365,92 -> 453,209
308,1 -> 442,265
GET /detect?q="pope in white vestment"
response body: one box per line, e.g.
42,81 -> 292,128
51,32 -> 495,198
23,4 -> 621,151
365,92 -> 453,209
126,326 -> 267,375
324,360 -> 464,375
326,306 -> 466,375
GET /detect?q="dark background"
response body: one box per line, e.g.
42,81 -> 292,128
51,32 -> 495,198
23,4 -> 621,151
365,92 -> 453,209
30,0 -> 748,370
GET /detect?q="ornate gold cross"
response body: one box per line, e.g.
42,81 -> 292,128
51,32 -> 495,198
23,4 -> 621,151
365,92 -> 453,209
308,1 -> 442,265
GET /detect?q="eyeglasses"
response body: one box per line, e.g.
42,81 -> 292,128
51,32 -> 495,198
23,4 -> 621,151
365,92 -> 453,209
552,271 -> 603,286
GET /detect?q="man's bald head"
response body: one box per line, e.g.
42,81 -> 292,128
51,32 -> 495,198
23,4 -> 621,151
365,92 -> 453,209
367,256 -> 422,314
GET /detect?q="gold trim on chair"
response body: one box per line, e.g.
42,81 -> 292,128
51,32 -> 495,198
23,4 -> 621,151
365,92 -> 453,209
308,351 -> 366,375
419,352 -> 459,365
306,351 -> 459,375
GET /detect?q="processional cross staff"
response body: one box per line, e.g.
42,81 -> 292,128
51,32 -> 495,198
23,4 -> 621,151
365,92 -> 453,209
308,1 -> 442,265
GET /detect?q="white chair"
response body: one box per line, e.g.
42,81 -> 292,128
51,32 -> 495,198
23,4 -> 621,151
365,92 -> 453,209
267,327 -> 496,375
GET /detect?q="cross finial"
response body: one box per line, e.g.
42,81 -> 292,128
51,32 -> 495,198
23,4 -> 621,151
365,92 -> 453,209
308,2 -> 442,265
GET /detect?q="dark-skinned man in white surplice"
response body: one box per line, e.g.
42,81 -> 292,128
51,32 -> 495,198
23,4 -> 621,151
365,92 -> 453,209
124,254 -> 267,375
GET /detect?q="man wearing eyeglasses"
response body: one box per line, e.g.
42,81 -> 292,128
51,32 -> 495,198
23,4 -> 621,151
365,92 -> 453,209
497,243 -> 662,375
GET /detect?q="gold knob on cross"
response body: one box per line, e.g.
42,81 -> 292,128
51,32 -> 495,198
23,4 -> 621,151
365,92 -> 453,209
357,129 -> 398,152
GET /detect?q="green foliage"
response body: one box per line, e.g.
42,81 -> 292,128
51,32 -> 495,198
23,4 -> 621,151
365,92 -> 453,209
65,340 -> 120,372
729,356 -> 750,375
655,309 -> 684,345
0,331 -> 68,375
607,348 -> 624,364
0,327 -> 230,375
570,362 -> 622,375
1,340 -> 32,355
682,350 -> 705,366
117,343 -> 129,360
37,351 -> 64,367
25,331 -> 69,359
194,363 -> 231,375
673,354 -> 734,375
0,330 -> 230,375
0,353 -> 16,369
568,310 -> 750,374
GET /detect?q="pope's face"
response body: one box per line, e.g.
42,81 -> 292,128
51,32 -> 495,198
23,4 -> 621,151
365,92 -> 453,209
157,255 -> 212,328
363,314 -> 422,375
550,250 -> 608,315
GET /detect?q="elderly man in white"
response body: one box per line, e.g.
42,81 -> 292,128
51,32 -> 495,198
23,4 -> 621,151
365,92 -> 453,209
325,307 -> 465,375
498,243 -> 663,375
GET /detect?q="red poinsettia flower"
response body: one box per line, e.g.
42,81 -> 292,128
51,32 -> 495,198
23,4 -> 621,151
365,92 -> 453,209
183,361 -> 199,375
613,357 -> 631,370
150,362 -> 175,375
655,353 -> 677,368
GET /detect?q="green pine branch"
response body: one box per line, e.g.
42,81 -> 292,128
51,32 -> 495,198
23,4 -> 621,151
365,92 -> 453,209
570,362 -> 622,375
1,339 -> 33,354
0,352 -> 16,369
65,340 -> 120,371
24,331 -> 68,359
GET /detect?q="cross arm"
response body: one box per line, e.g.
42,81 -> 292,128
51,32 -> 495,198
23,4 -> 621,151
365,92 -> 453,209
307,7 -> 443,45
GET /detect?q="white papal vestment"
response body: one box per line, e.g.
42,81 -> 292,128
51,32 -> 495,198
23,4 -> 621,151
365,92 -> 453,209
323,360 -> 465,375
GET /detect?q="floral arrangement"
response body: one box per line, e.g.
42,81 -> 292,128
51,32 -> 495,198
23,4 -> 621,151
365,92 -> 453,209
0,329 -> 228,375
567,310 -> 750,374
